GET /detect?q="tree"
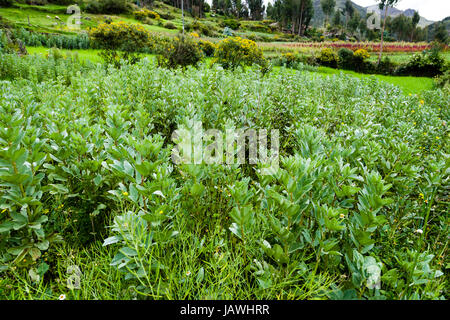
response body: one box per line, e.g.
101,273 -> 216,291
268,0 -> 313,36
247,0 -> 265,20
377,0 -> 399,64
348,11 -> 360,35
344,0 -> 354,29
320,0 -> 336,28
332,9 -> 342,27
434,22 -> 448,44
411,10 -> 420,41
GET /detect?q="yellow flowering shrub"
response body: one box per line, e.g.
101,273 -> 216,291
197,39 -> 216,57
213,36 -> 267,70
157,35 -> 203,69
317,47 -> 339,68
354,48 -> 370,61
89,21 -> 154,67
133,8 -> 160,21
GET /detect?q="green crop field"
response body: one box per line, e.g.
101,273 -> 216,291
0,0 -> 449,304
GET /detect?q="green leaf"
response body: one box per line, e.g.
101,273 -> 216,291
196,267 -> 205,284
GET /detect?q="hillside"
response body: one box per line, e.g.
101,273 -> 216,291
425,16 -> 450,41
311,0 -> 366,27
365,4 -> 435,28
309,0 -> 436,28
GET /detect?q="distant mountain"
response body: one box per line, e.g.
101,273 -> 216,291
309,1 -> 435,28
311,0 -> 366,27
365,4 -> 434,28
424,16 -> 450,41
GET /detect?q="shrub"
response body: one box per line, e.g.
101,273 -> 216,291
197,39 -> 216,57
317,47 -> 339,68
0,28 -> 27,55
89,21 -> 153,67
277,52 -> 300,68
396,49 -> 445,77
221,19 -> 240,30
213,36 -> 267,71
376,56 -> 397,75
85,0 -> 130,14
434,68 -> 450,89
134,8 -> 160,21
246,23 -> 269,33
353,49 -> 370,61
164,22 -> 177,30
186,21 -> 214,36
159,12 -> 174,20
156,36 -> 203,69
352,49 -> 370,72
337,48 -> 354,70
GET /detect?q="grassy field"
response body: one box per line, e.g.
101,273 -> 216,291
27,46 -> 105,63
316,66 -> 435,95
26,46 -> 437,95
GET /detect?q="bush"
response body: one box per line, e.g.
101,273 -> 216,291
246,23 -> 269,33
221,19 -> 240,30
271,53 -> 318,72
337,48 -> 354,70
213,36 -> 267,71
353,48 -> 370,61
134,8 -> 160,21
197,39 -> 216,57
164,22 -> 177,30
157,36 -> 203,69
434,68 -> 450,89
396,49 -> 446,77
376,56 -> 397,75
85,0 -> 130,14
0,28 -> 27,55
352,49 -> 370,72
89,21 -> 154,67
274,52 -> 300,68
186,21 -> 214,36
317,48 -> 339,68
159,12 -> 174,20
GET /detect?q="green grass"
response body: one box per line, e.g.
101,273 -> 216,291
27,46 -> 104,63
316,66 -> 435,95
27,46 -> 157,64
25,45 -> 435,95
367,51 -> 450,64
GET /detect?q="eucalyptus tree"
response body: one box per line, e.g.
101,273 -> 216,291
377,0 -> 399,64
344,0 -> 354,28
411,10 -> 420,41
320,0 -> 336,27
247,0 -> 265,20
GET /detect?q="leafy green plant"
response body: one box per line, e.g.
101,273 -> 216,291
396,49 -> 446,77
